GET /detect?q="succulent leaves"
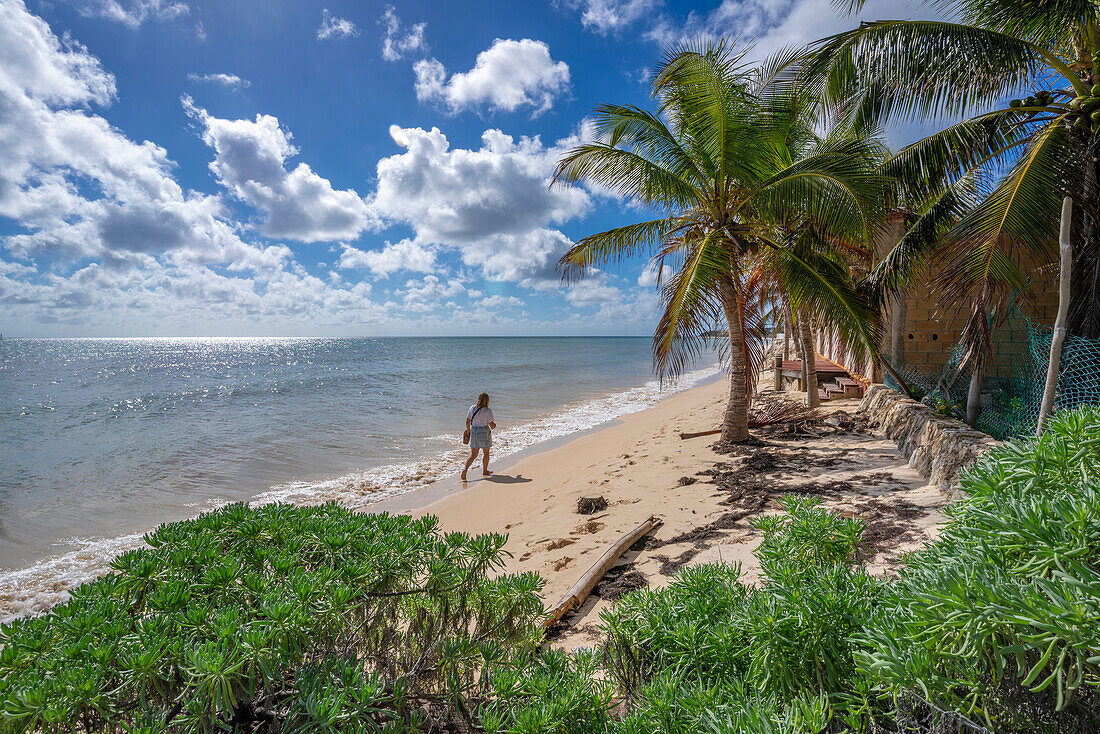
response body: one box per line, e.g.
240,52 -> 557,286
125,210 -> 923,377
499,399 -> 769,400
0,503 -> 544,732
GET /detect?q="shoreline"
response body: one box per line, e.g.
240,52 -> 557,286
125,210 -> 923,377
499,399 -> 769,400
361,369 -> 727,516
391,377 -> 951,649
0,363 -> 720,623
1,366 -> 948,633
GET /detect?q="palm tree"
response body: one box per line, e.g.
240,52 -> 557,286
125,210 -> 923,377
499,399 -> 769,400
803,0 -> 1100,418
553,42 -> 887,442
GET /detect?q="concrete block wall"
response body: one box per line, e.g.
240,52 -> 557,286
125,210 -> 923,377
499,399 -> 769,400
858,385 -> 1000,492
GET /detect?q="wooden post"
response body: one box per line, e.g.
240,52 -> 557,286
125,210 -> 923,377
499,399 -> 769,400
1037,197 -> 1074,436
773,355 -> 783,391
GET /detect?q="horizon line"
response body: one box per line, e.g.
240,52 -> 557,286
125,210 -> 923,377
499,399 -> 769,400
0,334 -> 654,340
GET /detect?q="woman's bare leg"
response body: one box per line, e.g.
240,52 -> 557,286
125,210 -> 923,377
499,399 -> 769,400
462,448 -> 479,480
482,448 -> 492,475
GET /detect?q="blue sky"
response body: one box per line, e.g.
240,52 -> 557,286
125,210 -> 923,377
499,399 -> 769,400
0,0 -> 933,337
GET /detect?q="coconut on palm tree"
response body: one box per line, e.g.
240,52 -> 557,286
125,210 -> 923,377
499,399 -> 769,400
553,41 -> 888,442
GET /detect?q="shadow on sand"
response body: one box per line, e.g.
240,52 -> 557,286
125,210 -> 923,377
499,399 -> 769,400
467,473 -> 532,485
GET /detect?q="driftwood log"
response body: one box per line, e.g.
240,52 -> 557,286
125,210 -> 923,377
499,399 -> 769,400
542,515 -> 662,630
679,429 -> 722,440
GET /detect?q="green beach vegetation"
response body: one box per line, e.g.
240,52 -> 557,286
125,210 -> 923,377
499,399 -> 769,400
3,408 -> 1097,732
481,406 -> 1100,734
0,504 -> 544,732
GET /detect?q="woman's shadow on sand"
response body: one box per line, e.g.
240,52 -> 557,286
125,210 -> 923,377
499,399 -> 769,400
473,474 -> 532,484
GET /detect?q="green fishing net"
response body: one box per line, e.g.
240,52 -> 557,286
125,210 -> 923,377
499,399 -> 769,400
886,303 -> 1100,440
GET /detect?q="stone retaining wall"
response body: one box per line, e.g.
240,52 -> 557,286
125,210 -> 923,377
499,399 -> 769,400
857,385 -> 999,492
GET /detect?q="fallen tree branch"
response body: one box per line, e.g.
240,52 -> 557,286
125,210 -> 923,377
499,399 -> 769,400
680,399 -> 823,439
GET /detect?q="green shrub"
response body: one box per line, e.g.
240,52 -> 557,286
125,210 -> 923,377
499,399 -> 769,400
860,406 -> 1100,731
602,496 -> 879,708
0,502 -> 544,733
486,496 -> 880,734
614,672 -> 830,734
480,649 -> 614,734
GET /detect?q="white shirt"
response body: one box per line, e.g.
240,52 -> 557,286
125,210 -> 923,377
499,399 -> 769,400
468,405 -> 494,427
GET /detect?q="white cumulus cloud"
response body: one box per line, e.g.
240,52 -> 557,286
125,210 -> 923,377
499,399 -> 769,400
400,274 -> 465,312
183,98 -> 373,243
461,230 -> 573,288
372,125 -> 588,245
370,125 -> 590,287
414,38 -> 570,115
477,294 -> 523,308
0,2 -> 256,265
379,5 -> 426,61
338,239 -> 435,277
566,0 -> 661,34
566,274 -> 621,307
317,8 -> 359,40
0,0 -> 396,335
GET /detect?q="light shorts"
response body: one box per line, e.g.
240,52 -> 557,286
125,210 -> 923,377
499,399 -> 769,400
470,425 -> 491,449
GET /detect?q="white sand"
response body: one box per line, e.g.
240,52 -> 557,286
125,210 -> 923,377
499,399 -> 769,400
365,376 -> 950,650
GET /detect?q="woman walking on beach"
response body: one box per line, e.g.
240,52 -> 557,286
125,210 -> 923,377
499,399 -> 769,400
462,393 -> 496,481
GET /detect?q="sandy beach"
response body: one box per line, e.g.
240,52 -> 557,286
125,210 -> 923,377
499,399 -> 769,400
367,375 -> 950,650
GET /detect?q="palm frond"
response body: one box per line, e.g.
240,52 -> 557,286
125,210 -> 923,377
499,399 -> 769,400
805,20 -> 1082,129
868,176 -> 982,298
940,0 -> 1096,49
768,230 -> 883,364
553,143 -> 702,209
558,217 -> 683,283
754,137 -> 889,241
941,121 -> 1072,281
881,108 -> 1046,205
652,229 -> 728,380
588,103 -> 707,186
653,42 -> 763,189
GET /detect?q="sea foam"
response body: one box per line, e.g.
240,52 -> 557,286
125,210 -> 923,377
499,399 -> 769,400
0,364 -> 718,623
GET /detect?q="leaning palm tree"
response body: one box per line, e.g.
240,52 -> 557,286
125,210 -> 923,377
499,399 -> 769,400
803,0 -> 1100,420
553,41 -> 888,442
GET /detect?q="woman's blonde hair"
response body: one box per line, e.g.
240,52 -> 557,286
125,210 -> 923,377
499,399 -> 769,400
476,393 -> 490,409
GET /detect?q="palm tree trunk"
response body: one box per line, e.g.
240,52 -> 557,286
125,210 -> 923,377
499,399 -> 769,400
965,289 -> 990,428
786,302 -> 800,364
1070,130 -> 1100,338
782,302 -> 792,361
1037,196 -> 1074,435
966,358 -> 985,427
799,309 -> 819,408
717,274 -> 750,443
